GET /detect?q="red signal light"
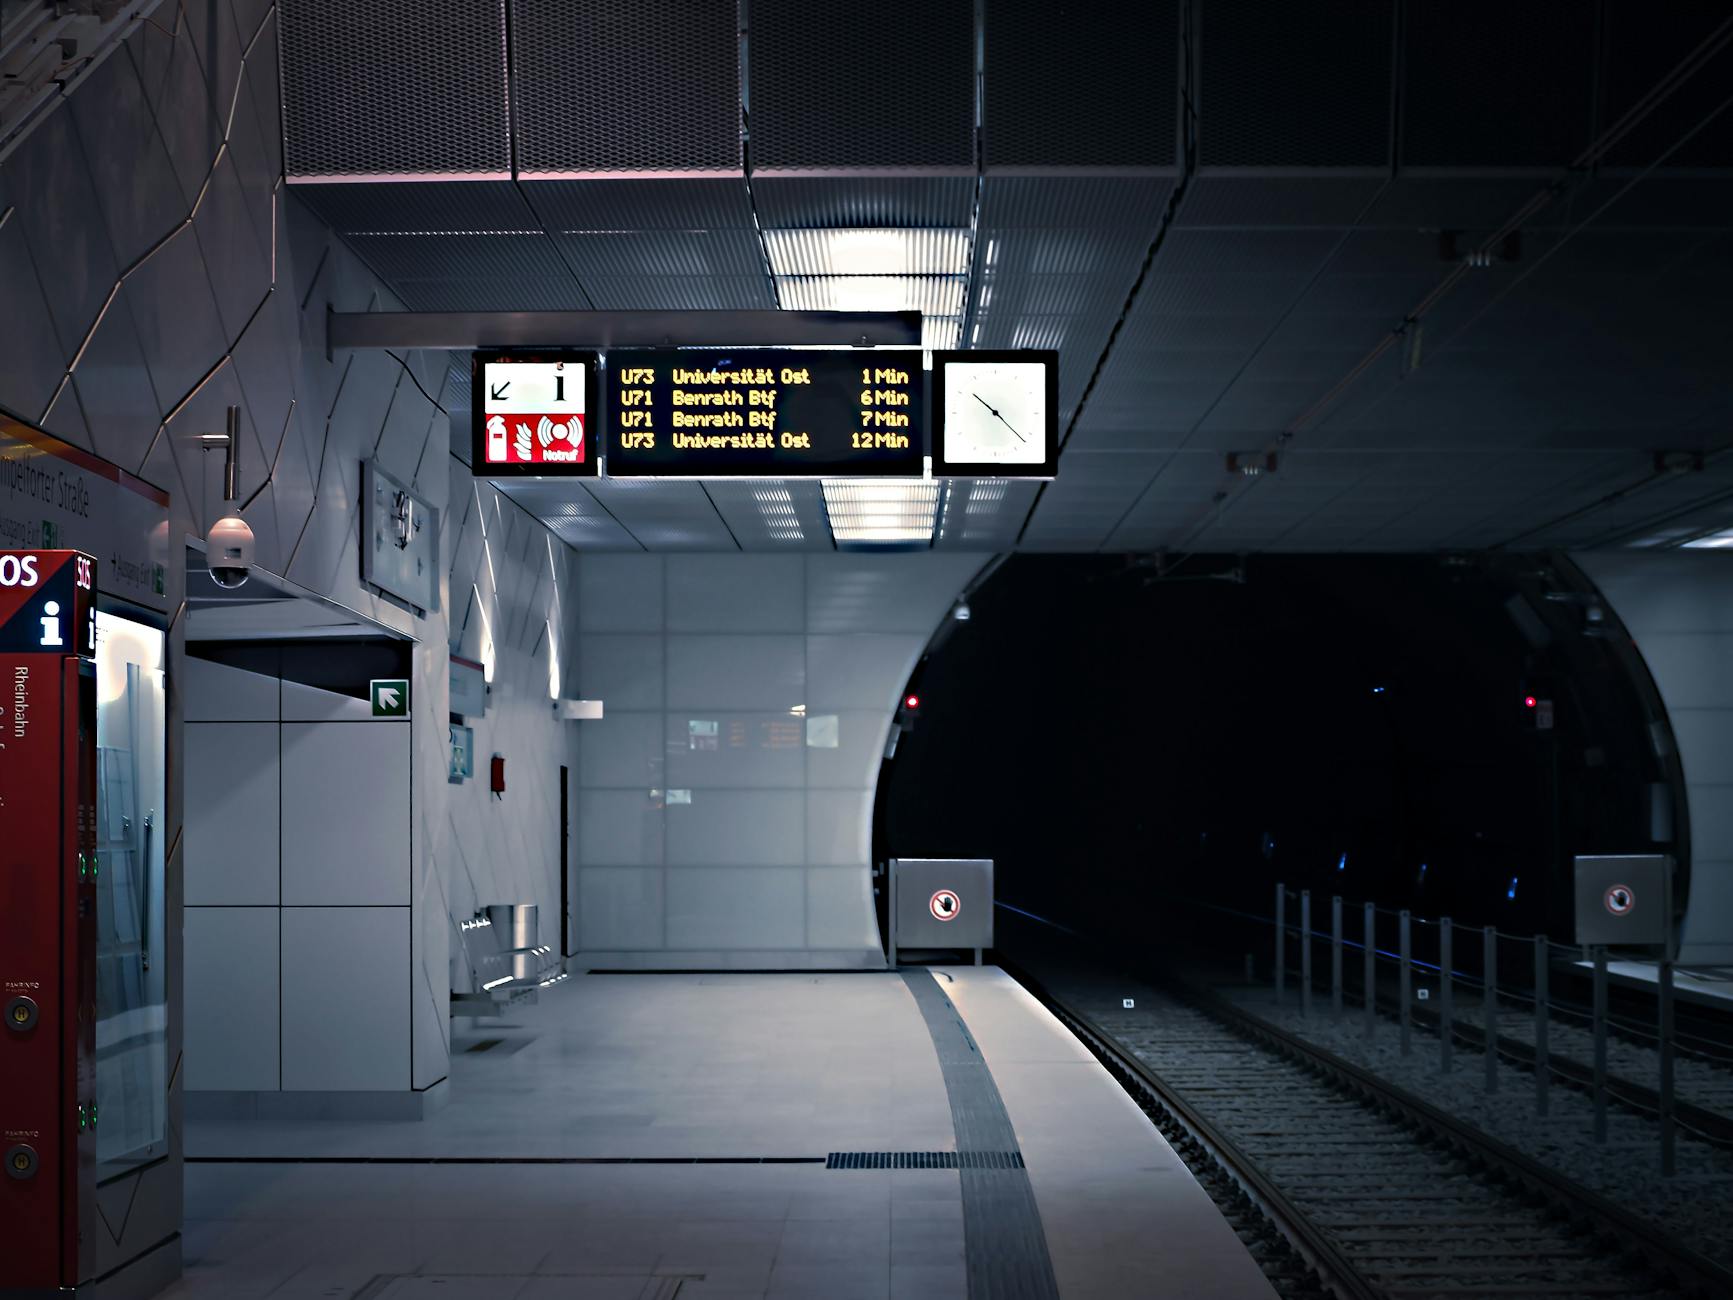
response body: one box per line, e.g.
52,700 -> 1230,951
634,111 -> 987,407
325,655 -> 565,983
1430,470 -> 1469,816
904,694 -> 920,710
1524,696 -> 1537,709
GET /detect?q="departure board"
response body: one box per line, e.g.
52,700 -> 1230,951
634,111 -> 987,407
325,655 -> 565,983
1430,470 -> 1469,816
605,350 -> 925,477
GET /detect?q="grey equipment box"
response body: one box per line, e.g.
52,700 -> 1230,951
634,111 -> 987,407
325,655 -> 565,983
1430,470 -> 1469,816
889,858 -> 993,965
1574,854 -> 1673,949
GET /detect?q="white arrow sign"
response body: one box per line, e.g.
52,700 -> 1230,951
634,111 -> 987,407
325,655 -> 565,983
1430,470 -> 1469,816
377,686 -> 401,710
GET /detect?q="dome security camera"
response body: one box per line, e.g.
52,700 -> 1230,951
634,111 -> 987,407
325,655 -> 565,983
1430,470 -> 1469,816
207,514 -> 256,589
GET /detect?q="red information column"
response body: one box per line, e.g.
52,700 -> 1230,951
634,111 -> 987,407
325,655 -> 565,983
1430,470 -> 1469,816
0,550 -> 98,1290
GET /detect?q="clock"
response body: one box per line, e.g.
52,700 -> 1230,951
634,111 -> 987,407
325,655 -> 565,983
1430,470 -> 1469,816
931,350 -> 1059,478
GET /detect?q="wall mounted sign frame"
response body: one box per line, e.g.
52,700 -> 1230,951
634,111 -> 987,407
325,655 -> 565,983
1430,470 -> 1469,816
472,351 -> 601,477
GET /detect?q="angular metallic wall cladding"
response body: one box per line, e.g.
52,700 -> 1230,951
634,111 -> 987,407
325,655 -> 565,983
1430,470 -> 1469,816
510,0 -> 741,176
1197,0 -> 1393,168
748,0 -> 974,171
1402,0 -> 1596,168
984,0 -> 1181,171
280,1 -> 511,179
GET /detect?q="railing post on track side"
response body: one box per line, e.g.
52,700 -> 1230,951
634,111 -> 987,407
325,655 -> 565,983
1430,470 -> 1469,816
1300,890 -> 1312,1018
1660,957 -> 1676,1176
1399,910 -> 1412,1056
1331,895 -> 1343,1015
1439,917 -> 1453,1073
1364,902 -> 1376,1040
1592,944 -> 1607,1144
1275,884 -> 1285,1007
1484,926 -> 1498,1093
1534,934 -> 1549,1116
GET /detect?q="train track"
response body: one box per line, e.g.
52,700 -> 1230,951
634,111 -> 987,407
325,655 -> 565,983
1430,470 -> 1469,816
1007,961 -> 1733,1300
1380,993 -> 1733,1147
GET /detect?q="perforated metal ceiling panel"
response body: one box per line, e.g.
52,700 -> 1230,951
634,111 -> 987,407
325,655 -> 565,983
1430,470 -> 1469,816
935,479 -> 1039,551
984,0 -> 1180,172
273,2 -> 1733,557
520,177 -> 759,230
748,0 -> 974,171
751,176 -> 976,229
1402,0 -> 1596,167
1600,1 -> 1733,168
1197,0 -> 1393,168
585,480 -> 736,548
280,0 -> 511,179
704,480 -> 830,549
495,480 -> 642,549
510,0 -> 741,175
291,181 -> 543,233
972,177 -> 1170,426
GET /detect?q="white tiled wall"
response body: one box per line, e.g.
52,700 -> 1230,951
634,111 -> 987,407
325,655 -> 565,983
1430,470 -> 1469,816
1577,551 -> 1733,964
572,553 -> 984,968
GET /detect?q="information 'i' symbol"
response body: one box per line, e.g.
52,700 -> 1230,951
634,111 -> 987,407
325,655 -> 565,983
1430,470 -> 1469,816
39,600 -> 63,648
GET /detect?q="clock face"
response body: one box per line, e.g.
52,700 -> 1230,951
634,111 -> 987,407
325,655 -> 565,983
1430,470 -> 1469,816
941,361 -> 1049,465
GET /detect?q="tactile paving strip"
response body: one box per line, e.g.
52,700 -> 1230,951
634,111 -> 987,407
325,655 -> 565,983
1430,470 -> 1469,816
901,971 -> 1061,1300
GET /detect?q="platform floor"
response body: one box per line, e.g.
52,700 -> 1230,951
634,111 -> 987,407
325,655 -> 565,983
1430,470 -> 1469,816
169,968 -> 1272,1299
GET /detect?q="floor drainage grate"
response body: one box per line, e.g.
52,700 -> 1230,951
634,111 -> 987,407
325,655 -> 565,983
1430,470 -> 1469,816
825,1150 -> 1025,1170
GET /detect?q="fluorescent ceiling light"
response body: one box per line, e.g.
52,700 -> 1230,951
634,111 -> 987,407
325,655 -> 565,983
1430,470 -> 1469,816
823,480 -> 941,545
777,275 -> 966,316
1681,528 -> 1733,549
764,228 -> 969,276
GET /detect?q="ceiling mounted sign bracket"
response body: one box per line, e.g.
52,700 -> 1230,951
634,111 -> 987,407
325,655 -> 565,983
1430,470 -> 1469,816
326,310 -> 923,356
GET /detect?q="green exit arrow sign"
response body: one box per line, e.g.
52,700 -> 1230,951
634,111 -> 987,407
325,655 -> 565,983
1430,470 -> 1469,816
370,678 -> 409,718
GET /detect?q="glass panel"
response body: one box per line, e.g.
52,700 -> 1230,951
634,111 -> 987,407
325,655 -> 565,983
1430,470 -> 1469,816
92,611 -> 168,1180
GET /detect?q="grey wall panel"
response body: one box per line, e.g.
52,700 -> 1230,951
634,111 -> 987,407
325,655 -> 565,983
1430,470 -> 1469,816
577,635 -> 667,709
666,635 -> 806,712
668,555 -> 805,632
665,867 -> 805,949
184,907 -> 280,1091
578,867 -> 665,949
280,722 -> 412,906
666,790 -> 806,867
280,907 -> 411,1091
571,555 -> 977,964
185,723 -> 281,907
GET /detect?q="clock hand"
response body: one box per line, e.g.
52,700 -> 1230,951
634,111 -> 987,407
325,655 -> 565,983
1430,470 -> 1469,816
972,392 -> 1027,442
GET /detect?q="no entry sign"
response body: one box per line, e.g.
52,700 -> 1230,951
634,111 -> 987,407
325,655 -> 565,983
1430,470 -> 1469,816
930,889 -> 960,922
1604,883 -> 1634,916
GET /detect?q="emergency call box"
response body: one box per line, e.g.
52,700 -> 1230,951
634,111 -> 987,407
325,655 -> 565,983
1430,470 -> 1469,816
1574,854 -> 1673,949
